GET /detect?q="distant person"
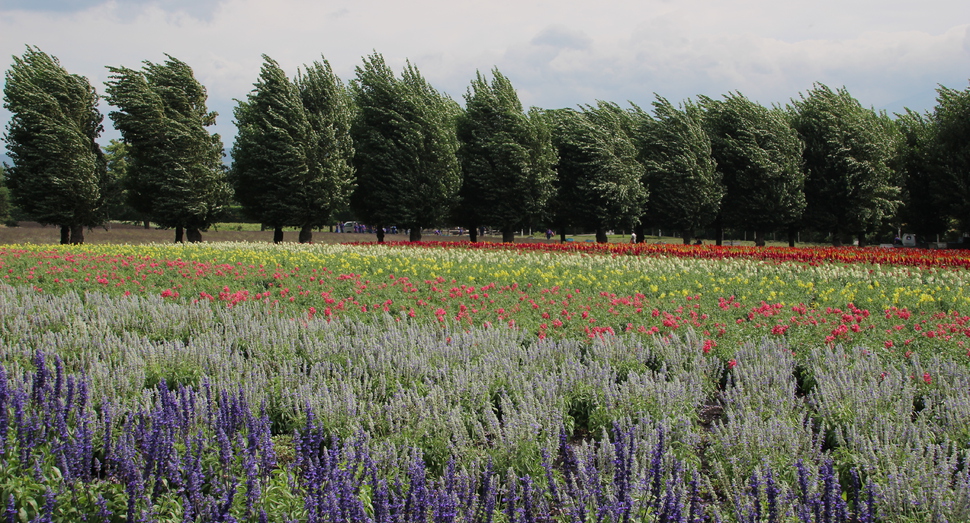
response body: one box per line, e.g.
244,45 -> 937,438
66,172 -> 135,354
630,232 -> 637,244
546,229 -> 553,240
694,239 -> 703,245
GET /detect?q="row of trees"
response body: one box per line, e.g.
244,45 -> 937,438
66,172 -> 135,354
4,46 -> 970,245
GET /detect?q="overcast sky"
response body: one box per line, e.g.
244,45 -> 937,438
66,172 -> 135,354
1,0 -> 969,155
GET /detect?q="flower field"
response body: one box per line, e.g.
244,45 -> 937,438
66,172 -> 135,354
1,241 -> 969,521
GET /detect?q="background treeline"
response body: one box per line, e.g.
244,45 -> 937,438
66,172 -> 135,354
3,46 -> 970,246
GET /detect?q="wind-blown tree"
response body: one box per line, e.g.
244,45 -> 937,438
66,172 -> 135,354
789,84 -> 901,246
105,55 -> 231,243
455,69 -> 557,243
295,58 -> 356,242
700,93 -> 805,246
350,53 -> 461,242
548,102 -> 647,243
102,138 -> 146,228
231,55 -> 354,244
895,108 -> 949,241
0,165 -> 12,225
932,82 -> 970,234
3,46 -> 110,244
636,96 -> 723,245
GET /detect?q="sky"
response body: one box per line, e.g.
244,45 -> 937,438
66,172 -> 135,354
1,0 -> 969,158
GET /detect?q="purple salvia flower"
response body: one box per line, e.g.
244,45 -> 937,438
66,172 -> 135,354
95,494 -> 112,523
520,475 -> 536,523
6,494 -> 15,523
764,466 -> 779,523
540,449 -> 560,505
504,469 -> 517,523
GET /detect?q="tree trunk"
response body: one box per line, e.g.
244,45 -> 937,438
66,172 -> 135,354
831,231 -> 842,247
857,232 -> 867,248
634,223 -> 645,244
409,228 -> 422,242
560,229 -> 567,243
273,226 -> 284,244
186,227 -> 202,243
175,226 -> 184,243
60,225 -> 70,245
682,229 -> 693,245
714,216 -> 723,246
754,230 -> 766,247
70,224 -> 84,245
595,228 -> 608,243
376,226 -> 386,243
143,220 -> 150,229
298,225 -> 312,244
788,226 -> 797,247
469,224 -> 478,243
502,227 -> 515,243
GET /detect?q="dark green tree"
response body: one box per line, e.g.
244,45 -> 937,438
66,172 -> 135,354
895,108 -> 949,241
0,164 -> 13,225
932,82 -> 970,234
789,84 -> 901,246
636,96 -> 722,245
548,102 -> 647,243
105,55 -> 231,243
700,93 -> 805,246
231,55 -> 354,244
350,53 -> 461,242
295,57 -> 356,243
102,139 -> 146,227
2,46 -> 109,244
456,69 -> 556,243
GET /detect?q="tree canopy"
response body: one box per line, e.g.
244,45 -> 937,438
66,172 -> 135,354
350,53 -> 461,242
932,83 -> 970,233
700,93 -> 805,246
105,54 -> 231,243
790,84 -> 901,246
231,55 -> 354,243
548,102 -> 647,243
636,96 -> 722,244
2,46 -> 110,244
456,69 -> 556,242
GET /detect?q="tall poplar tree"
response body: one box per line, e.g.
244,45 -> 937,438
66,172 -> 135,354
350,53 -> 461,242
896,109 -> 948,241
637,96 -> 723,245
700,93 -> 805,246
231,55 -> 354,243
455,69 -> 556,243
105,55 -> 231,243
548,102 -> 647,243
3,46 -> 109,244
790,84 -> 901,246
932,83 -> 970,233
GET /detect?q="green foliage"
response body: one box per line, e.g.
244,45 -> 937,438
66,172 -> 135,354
637,96 -> 723,243
350,53 -> 461,240
105,55 -> 232,241
547,102 -> 647,240
2,46 -> 110,240
789,84 -> 901,244
231,55 -> 355,243
455,69 -> 557,240
895,108 -> 950,239
700,92 -> 805,235
0,165 -> 13,225
931,82 -> 970,232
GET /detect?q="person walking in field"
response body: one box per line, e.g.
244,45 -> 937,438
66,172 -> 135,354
630,231 -> 637,244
